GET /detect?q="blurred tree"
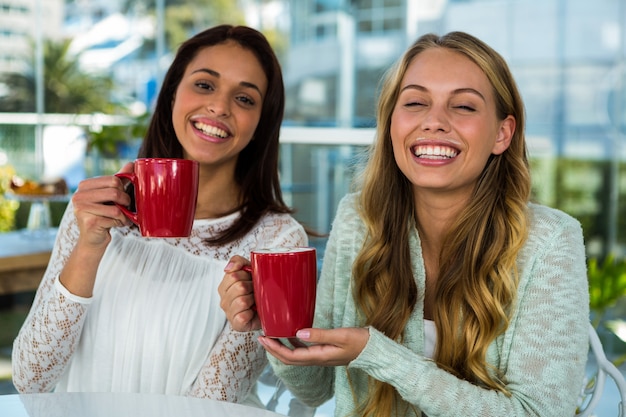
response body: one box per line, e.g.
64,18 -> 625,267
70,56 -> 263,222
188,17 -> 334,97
0,39 -> 125,114
122,0 -> 245,52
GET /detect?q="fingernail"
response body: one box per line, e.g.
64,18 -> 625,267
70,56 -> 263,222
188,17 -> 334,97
296,330 -> 310,339
224,261 -> 234,272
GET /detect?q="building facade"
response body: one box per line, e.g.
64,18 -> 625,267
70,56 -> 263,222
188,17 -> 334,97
0,0 -> 64,74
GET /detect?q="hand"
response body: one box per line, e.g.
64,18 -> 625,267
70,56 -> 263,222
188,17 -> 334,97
259,327 -> 370,367
219,255 -> 261,332
59,162 -> 134,297
71,162 -> 134,248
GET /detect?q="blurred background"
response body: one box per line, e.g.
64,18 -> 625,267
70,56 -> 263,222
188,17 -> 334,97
0,0 -> 625,415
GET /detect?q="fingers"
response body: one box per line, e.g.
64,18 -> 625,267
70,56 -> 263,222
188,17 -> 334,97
223,255 -> 251,273
219,256 -> 261,332
259,336 -> 332,365
259,327 -> 370,367
118,161 -> 135,174
74,175 -> 131,207
287,337 -> 309,349
295,327 -> 362,347
71,175 -> 133,247
219,256 -> 252,298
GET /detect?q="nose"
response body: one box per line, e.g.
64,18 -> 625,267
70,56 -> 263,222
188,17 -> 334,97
207,93 -> 230,117
420,105 -> 450,132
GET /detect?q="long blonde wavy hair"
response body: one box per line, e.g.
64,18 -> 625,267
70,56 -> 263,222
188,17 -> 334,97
351,32 -> 531,416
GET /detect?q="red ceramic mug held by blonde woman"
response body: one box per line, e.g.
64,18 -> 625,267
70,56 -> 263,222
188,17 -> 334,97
115,158 -> 199,238
244,247 -> 317,338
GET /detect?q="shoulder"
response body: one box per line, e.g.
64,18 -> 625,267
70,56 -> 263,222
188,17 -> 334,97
327,192 -> 367,246
330,193 -> 365,235
527,202 -> 583,242
258,211 -> 305,231
520,202 -> 586,269
334,192 -> 361,222
254,211 -> 308,247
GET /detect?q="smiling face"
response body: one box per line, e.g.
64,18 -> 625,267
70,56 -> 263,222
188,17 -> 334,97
172,40 -> 268,171
390,47 -> 515,202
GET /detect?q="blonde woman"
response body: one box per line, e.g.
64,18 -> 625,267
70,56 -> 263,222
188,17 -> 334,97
220,31 -> 589,416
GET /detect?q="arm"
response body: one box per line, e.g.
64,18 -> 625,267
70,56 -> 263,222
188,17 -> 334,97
12,166 -> 133,392
193,214 -> 309,402
265,203 -> 350,407
187,323 -> 268,402
349,211 -> 589,417
12,204 -> 91,392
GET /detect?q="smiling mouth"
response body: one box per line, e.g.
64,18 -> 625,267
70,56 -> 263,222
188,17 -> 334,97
193,121 -> 229,138
412,145 -> 459,159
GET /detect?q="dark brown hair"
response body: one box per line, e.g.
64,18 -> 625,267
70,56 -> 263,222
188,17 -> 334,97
138,25 -> 291,244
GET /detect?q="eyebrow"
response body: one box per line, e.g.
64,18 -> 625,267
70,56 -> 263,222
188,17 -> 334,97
191,68 -> 264,97
400,84 -> 486,102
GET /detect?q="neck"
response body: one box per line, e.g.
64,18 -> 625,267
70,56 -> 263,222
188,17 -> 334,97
194,165 -> 242,219
413,193 -> 465,321
413,186 -> 475,263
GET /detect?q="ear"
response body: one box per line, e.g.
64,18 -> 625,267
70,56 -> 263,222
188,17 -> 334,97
492,115 -> 515,155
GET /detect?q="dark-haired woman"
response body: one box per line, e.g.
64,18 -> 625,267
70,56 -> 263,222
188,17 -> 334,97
13,25 -> 306,406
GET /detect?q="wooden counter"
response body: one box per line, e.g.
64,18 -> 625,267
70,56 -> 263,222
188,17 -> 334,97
0,229 -> 55,295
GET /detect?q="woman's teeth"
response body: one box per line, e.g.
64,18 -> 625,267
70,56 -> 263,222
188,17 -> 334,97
193,122 -> 228,138
413,145 -> 458,159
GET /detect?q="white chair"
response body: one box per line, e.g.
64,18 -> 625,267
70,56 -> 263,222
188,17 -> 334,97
576,322 -> 626,417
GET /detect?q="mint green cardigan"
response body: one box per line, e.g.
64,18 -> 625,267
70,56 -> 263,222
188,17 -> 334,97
269,192 -> 590,416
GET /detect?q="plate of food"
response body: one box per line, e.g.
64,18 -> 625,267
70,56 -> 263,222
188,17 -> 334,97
7,176 -> 70,202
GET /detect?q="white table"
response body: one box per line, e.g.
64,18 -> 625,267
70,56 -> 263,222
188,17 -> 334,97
0,392 -> 286,417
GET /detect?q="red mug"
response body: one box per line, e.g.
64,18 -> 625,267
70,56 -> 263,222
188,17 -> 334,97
115,158 -> 199,238
244,247 -> 317,338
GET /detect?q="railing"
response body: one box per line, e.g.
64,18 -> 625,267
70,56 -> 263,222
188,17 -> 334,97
0,113 -> 624,258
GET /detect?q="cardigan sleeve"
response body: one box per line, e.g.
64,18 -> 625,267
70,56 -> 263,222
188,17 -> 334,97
349,207 -> 590,417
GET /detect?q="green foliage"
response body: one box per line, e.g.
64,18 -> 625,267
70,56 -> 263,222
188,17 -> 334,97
89,125 -> 134,157
538,157 -> 626,260
0,165 -> 19,232
0,39 -> 126,114
262,27 -> 290,63
588,254 -> 626,326
88,112 -> 149,156
164,0 -> 246,51
122,0 -> 246,53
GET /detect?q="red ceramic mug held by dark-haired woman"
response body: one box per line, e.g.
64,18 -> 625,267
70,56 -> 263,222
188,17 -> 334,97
115,158 -> 199,238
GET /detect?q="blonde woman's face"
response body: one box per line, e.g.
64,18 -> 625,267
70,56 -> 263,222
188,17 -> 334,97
390,47 -> 514,202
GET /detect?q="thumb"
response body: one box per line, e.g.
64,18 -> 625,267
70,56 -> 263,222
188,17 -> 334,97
118,161 -> 135,174
295,328 -> 324,343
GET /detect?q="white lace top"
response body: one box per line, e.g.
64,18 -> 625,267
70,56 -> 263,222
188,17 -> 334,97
12,202 -> 307,405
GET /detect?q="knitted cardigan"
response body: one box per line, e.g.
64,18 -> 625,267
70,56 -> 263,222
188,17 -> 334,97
269,192 -> 590,417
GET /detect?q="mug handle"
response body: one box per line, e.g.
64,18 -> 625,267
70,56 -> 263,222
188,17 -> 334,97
241,265 -> 257,311
114,172 -> 139,225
